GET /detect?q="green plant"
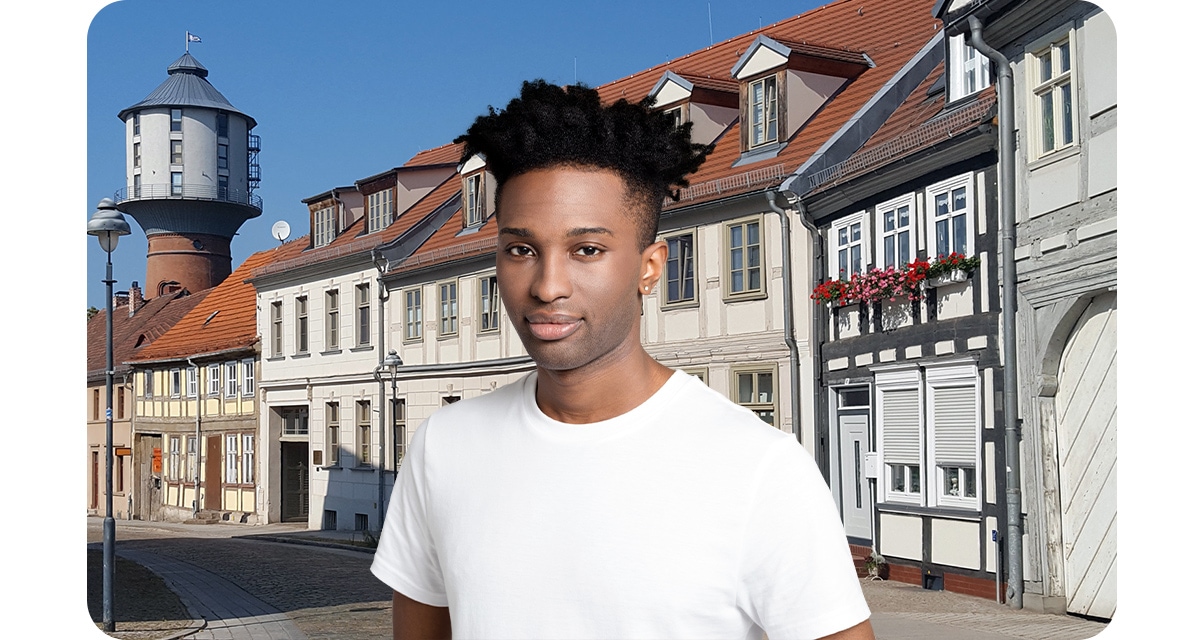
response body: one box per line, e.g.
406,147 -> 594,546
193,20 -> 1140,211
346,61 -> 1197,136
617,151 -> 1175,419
926,252 -> 981,278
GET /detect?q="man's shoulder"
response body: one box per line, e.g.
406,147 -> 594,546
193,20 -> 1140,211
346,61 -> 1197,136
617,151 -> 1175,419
425,372 -> 531,428
668,372 -> 793,446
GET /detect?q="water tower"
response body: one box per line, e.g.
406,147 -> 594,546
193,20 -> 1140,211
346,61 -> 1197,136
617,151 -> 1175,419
114,52 -> 262,297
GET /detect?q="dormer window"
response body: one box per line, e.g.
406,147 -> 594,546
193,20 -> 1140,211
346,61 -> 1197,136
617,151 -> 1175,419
748,75 -> 779,147
366,188 -> 394,233
948,33 -> 991,101
314,205 -> 336,247
666,105 -> 684,129
647,71 -> 739,148
464,173 -> 485,227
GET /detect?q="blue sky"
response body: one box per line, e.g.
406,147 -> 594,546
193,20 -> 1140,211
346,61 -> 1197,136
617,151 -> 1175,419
84,0 -> 833,308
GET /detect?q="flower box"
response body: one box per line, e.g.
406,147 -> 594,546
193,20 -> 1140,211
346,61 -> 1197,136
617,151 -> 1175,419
926,268 -> 968,287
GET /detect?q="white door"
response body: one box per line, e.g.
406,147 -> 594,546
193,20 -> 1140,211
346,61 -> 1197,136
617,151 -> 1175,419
1056,292 -> 1117,619
838,413 -> 873,540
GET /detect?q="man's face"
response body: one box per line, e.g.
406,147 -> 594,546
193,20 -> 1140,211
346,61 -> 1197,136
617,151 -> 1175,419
495,166 -> 665,373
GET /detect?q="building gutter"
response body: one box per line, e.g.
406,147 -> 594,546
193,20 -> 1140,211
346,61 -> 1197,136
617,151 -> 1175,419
186,357 -> 201,518
764,191 -> 802,446
967,14 -> 1023,610
788,195 -> 828,479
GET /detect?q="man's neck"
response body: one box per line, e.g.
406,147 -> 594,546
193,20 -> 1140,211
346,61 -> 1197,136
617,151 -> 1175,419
534,347 -> 673,424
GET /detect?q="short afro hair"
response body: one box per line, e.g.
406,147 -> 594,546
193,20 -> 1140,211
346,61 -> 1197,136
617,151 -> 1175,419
453,79 -> 713,247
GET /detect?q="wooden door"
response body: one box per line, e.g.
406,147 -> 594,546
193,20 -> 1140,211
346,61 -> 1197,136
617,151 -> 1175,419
281,442 -> 309,522
1055,291 -> 1116,619
205,435 -> 222,510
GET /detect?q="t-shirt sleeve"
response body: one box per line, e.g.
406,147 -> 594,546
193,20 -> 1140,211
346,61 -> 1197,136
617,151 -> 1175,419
370,416 -> 448,607
737,437 -> 871,639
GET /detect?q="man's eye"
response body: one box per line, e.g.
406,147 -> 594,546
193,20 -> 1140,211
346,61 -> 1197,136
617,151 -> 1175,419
507,246 -> 533,256
576,246 -> 602,257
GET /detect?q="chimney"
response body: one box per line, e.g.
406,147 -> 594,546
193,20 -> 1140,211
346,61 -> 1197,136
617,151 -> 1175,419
113,290 -> 130,310
129,281 -> 144,317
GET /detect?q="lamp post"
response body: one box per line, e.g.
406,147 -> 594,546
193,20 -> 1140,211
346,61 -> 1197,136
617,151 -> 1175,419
88,197 -> 131,633
384,349 -> 402,478
372,251 -> 390,532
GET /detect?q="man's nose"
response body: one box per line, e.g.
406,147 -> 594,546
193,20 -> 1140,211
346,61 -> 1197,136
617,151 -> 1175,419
530,254 -> 572,302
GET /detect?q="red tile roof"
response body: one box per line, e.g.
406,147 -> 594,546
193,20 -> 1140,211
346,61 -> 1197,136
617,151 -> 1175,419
404,142 -> 465,168
394,179 -> 496,273
87,288 -> 211,380
128,240 -> 306,363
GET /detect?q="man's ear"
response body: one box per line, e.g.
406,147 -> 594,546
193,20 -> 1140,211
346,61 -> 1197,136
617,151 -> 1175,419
639,240 -> 668,295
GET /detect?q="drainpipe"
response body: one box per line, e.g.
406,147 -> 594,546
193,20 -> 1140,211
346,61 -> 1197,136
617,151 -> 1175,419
791,199 -> 827,478
968,15 -> 1022,609
186,357 -> 201,517
765,191 -> 802,446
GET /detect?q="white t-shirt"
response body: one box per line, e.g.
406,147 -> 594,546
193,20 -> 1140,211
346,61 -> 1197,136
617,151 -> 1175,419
371,370 -> 870,639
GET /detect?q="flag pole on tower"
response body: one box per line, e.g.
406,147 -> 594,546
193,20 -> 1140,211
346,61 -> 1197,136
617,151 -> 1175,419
186,31 -> 201,52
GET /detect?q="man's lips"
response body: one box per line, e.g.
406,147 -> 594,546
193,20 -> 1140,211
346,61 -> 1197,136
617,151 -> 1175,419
525,313 -> 582,341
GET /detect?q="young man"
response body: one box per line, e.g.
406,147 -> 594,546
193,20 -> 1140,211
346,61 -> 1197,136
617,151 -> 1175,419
371,80 -> 874,640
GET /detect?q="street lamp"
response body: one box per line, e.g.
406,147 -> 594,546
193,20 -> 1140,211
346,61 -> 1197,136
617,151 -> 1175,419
372,250 -> 390,532
383,349 -> 403,477
88,197 -> 131,633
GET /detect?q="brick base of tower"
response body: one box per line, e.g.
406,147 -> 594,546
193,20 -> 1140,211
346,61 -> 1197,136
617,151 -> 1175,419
145,232 -> 233,297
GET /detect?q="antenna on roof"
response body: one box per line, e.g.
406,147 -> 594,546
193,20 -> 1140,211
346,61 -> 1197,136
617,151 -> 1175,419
708,3 -> 714,46
574,57 -> 577,84
271,220 -> 291,245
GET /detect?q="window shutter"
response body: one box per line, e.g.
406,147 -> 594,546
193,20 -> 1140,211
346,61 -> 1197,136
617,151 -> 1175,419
932,385 -> 977,466
881,388 -> 920,464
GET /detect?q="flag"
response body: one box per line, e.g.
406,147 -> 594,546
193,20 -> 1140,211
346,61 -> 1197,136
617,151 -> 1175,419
187,32 -> 202,43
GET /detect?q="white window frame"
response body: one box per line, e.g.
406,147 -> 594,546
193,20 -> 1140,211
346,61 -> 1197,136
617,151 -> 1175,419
133,142 -> 141,168
168,436 -> 181,482
186,435 -> 197,483
876,367 -> 924,506
724,217 -> 764,299
925,364 -> 980,510
133,113 -> 141,136
356,400 -> 372,467
326,402 -> 340,467
829,211 -> 867,280
143,370 -> 153,398
1026,26 -> 1078,159
404,287 -> 423,341
925,173 -> 976,260
170,108 -> 183,132
313,206 -> 336,247
295,295 -> 309,354
464,173 -> 486,227
225,433 -> 239,484
170,138 -> 184,165
171,171 -> 183,196
731,366 -> 777,427
367,188 -> 394,234
747,74 -> 779,148
270,301 -> 282,357
875,194 -> 916,271
241,358 -> 255,397
356,283 -> 371,347
479,275 -> 500,333
207,364 -> 221,396
948,33 -> 992,101
170,368 -> 181,398
224,361 -> 238,398
392,398 -> 407,470
326,289 -> 340,351
662,231 -> 696,306
438,281 -> 458,337
185,366 -> 197,398
241,433 -> 254,484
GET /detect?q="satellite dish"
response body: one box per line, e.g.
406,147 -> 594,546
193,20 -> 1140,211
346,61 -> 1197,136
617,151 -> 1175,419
271,220 -> 291,244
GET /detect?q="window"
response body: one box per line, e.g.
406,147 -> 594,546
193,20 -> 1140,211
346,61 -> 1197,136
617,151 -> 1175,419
168,436 -> 181,482
832,214 -> 865,279
225,361 -> 238,398
927,366 -> 980,509
326,289 -> 340,350
216,112 -> 229,138
143,370 -> 153,398
295,296 -> 309,353
171,139 -> 184,165
464,173 -> 485,227
217,175 -> 228,199
207,364 -> 221,396
665,105 -> 684,129
356,283 -> 371,346
226,434 -> 239,483
217,143 -> 228,170
663,233 -> 695,304
186,436 -> 197,483
367,188 -> 394,234
357,400 -> 372,467
733,368 -> 776,426
439,281 -> 458,336
926,174 -> 975,259
479,276 -> 500,332
92,389 -> 100,421
133,113 -> 140,136
170,368 -> 181,398
171,171 -> 183,196
117,387 -> 125,419
880,381 -> 922,505
1029,31 -> 1076,157
270,301 -> 282,357
170,108 -> 182,132
314,206 -> 336,247
404,288 -> 423,341
949,33 -> 991,101
876,196 -> 914,270
242,359 -> 255,397
186,366 -> 197,397
393,398 -> 407,469
725,218 -> 763,297
326,402 -> 340,467
748,75 -> 778,148
116,454 -> 125,492
282,407 -> 309,435
134,174 -> 142,198
133,142 -> 141,168
242,434 -> 254,484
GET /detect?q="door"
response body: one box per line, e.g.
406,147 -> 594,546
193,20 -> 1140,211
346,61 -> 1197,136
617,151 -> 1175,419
281,442 -> 309,522
838,413 -> 873,541
1056,292 -> 1116,619
91,451 -> 99,510
205,435 -> 222,510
